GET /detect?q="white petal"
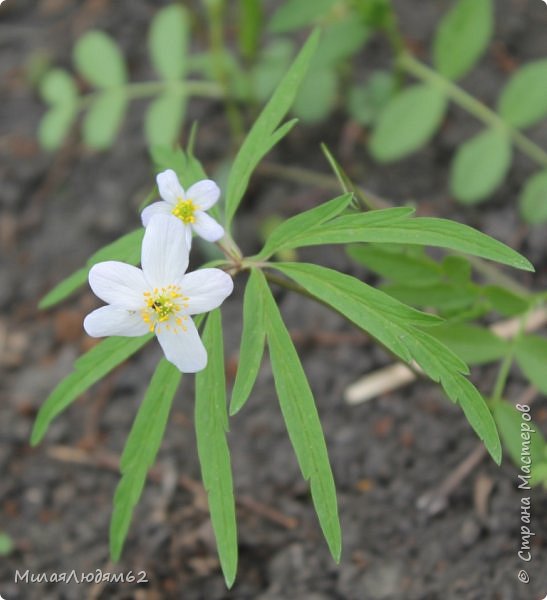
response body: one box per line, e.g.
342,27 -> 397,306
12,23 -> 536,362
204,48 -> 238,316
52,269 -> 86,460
180,268 -> 234,315
185,224 -> 193,251
88,261 -> 148,309
192,211 -> 225,242
141,214 -> 189,288
186,179 -> 220,210
141,201 -> 173,226
156,318 -> 207,372
84,306 -> 149,337
156,169 -> 184,205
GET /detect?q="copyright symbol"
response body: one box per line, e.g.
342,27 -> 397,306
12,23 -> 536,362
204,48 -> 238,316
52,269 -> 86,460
517,570 -> 529,584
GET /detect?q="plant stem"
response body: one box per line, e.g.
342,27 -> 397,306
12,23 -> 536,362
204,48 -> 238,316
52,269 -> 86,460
491,350 -> 514,402
399,53 -> 547,169
77,80 -> 224,111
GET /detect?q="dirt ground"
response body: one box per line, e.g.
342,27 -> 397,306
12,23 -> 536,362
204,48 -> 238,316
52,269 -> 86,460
1,1 -> 546,598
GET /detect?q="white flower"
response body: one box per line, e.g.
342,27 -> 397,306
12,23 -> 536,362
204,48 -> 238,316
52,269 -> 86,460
142,169 -> 225,249
83,214 -> 233,372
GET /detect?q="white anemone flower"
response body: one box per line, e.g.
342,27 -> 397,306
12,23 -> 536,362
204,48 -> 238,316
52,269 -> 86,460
83,214 -> 233,373
141,169 -> 225,249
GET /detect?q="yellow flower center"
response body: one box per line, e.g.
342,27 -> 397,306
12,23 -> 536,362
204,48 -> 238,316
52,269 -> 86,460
141,285 -> 189,332
172,199 -> 197,224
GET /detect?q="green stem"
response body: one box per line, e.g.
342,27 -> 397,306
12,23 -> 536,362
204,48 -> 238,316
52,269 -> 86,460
491,350 -> 514,402
400,53 -> 547,168
205,0 -> 245,141
77,79 -> 224,111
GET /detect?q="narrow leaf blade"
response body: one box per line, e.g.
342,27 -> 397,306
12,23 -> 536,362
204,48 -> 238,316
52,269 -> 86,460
195,310 -> 238,587
230,270 -> 266,415
110,359 -> 181,560
259,271 -> 341,560
31,335 -> 152,445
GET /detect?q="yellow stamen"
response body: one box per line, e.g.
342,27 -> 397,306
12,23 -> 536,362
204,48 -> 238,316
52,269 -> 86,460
172,198 -> 197,224
140,285 -> 189,332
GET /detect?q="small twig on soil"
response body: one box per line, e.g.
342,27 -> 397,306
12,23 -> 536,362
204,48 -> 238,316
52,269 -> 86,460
45,445 -> 298,530
416,385 -> 539,517
345,306 -> 547,405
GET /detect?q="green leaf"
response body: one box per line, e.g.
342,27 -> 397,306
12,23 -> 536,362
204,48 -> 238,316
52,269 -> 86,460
492,400 -> 546,476
38,105 -> 77,151
293,67 -> 337,123
39,229 -> 144,309
519,171 -> 547,225
274,262 -> 502,463
348,71 -> 396,126
0,533 -> 14,557
482,285 -> 530,317
433,0 -> 493,81
270,209 -> 534,272
238,0 -> 262,60
110,359 -> 181,560
258,271 -> 341,560
383,281 -> 478,313
258,193 -> 354,259
269,0 -> 336,33
427,323 -> 509,365
230,270 -> 266,415
313,18 -> 369,66
251,40 -> 295,102
149,5 -> 189,81
144,91 -> 186,148
347,244 -> 441,285
370,84 -> 447,162
40,68 -> 78,106
498,60 -> 547,129
515,335 -> 547,394
451,128 -> 512,204
225,29 -> 320,228
195,310 -> 238,587
82,89 -> 127,150
31,335 -> 152,445
74,31 -> 127,87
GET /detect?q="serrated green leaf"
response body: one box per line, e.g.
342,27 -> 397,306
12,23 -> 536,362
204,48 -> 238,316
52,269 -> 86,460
39,229 -> 144,309
258,271 -> 341,560
274,262 -> 502,463
370,84 -> 447,162
427,323 -> 509,365
519,171 -> 547,225
274,262 -> 442,362
269,0 -> 336,33
293,67 -> 337,123
271,210 -> 534,272
483,285 -> 530,317
83,89 -> 127,150
498,60 -> 547,129
225,29 -> 320,228
195,310 -> 237,587
347,243 -> 441,285
74,31 -> 127,87
258,193 -> 354,259
149,5 -> 188,80
515,335 -> 547,394
110,358 -> 181,560
451,128 -> 512,204
40,68 -> 78,106
433,0 -> 493,81
38,105 -> 77,151
230,270 -> 266,415
492,400 -> 546,480
31,335 -> 152,445
144,91 -> 186,148
383,281 -> 478,313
